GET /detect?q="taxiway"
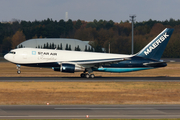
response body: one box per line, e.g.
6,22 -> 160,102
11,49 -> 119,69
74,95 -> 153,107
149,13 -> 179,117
0,105 -> 180,119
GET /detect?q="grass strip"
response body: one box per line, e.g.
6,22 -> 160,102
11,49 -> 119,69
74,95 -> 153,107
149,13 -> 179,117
0,81 -> 180,105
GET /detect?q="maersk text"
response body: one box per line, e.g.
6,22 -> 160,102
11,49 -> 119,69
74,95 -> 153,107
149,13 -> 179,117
144,33 -> 169,55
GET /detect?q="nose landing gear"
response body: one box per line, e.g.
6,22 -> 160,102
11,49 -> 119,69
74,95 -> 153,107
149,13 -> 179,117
16,65 -> 21,74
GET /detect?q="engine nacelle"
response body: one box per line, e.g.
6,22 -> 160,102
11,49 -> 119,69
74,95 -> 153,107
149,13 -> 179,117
53,63 -> 85,73
52,67 -> 60,71
61,63 -> 85,73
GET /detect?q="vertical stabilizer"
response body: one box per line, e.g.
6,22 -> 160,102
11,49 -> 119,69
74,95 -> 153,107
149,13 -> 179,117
136,28 -> 174,60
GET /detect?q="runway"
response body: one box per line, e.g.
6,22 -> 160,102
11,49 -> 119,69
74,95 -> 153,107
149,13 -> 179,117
1,77 -> 180,119
0,77 -> 180,82
0,105 -> 180,119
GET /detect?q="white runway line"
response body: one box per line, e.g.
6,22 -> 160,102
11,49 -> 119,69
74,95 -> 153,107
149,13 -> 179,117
54,107 -> 154,110
1,115 -> 180,118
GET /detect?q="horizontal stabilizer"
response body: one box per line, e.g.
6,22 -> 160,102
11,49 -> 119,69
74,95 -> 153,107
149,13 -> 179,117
143,62 -> 167,67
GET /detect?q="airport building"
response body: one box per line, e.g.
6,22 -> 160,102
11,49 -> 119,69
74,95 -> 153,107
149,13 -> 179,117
17,38 -> 94,52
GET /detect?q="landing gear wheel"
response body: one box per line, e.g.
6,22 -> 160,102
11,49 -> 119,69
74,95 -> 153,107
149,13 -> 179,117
81,73 -> 85,78
90,74 -> 95,78
17,70 -> 21,74
81,73 -> 95,78
85,74 -> 90,78
16,64 -> 21,74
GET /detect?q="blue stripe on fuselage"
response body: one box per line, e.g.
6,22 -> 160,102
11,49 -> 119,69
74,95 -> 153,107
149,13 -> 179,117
93,67 -> 153,73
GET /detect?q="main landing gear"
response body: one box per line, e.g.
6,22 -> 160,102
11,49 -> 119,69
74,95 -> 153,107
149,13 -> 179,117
80,69 -> 95,78
80,73 -> 95,78
16,64 -> 21,74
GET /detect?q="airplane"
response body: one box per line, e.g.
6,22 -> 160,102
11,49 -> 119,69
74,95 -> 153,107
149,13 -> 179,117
4,28 -> 174,78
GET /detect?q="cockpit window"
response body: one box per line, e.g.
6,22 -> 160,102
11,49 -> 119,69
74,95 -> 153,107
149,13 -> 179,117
9,51 -> 16,54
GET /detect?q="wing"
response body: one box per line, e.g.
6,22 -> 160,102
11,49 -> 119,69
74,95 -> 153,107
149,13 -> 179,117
58,57 -> 131,68
76,57 -> 131,65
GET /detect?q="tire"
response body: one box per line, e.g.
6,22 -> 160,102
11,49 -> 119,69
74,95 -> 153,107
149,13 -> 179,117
85,74 -> 89,78
90,74 -> 95,78
81,73 -> 85,78
17,70 -> 21,74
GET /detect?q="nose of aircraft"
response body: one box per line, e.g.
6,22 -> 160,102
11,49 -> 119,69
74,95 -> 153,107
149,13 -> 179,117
4,53 -> 10,61
4,54 -> 8,60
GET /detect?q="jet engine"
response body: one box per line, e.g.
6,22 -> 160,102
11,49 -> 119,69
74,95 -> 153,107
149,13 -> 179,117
53,63 -> 85,73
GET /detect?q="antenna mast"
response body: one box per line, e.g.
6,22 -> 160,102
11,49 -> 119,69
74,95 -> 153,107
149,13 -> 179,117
129,15 -> 136,54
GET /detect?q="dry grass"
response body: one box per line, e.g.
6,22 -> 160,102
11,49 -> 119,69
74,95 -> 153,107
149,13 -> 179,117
0,81 -> 180,105
0,62 -> 180,77
0,62 -> 180,105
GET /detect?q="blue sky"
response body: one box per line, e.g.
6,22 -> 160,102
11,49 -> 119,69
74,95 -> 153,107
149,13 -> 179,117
0,0 -> 180,22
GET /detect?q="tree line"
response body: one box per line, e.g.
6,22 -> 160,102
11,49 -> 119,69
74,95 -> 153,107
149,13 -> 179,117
18,42 -> 94,52
0,18 -> 180,57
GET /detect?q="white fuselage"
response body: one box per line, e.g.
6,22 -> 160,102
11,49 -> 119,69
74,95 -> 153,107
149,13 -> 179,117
4,48 -> 132,64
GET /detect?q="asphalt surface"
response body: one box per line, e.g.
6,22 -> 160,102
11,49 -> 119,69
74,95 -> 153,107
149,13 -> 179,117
0,105 -> 180,119
1,77 -> 180,82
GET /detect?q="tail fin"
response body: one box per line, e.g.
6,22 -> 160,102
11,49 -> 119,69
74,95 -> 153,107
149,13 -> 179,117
136,28 -> 174,60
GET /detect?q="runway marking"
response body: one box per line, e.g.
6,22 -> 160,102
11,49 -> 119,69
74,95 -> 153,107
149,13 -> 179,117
1,115 -> 180,118
0,115 -> 84,118
54,108 -> 154,110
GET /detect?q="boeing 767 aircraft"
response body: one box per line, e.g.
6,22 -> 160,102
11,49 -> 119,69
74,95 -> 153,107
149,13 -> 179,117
4,28 -> 174,78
